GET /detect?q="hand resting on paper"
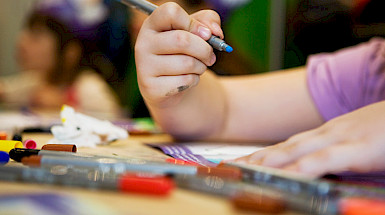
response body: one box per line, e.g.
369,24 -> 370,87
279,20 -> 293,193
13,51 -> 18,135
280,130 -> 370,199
232,101 -> 385,177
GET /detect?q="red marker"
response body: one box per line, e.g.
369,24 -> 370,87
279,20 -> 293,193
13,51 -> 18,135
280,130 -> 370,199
119,172 -> 174,195
0,165 -> 173,196
165,158 -> 200,166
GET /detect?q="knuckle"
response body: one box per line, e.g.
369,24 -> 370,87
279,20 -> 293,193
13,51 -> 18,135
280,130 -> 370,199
181,74 -> 198,86
162,2 -> 182,18
174,31 -> 190,50
181,56 -> 196,71
196,10 -> 221,22
206,10 -> 221,22
205,47 -> 214,64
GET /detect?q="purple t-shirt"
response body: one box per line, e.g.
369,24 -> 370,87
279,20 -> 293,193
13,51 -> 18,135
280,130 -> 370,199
307,37 -> 385,121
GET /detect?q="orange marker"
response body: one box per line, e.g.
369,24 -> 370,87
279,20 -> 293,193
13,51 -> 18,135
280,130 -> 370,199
0,132 -> 7,140
340,197 -> 385,215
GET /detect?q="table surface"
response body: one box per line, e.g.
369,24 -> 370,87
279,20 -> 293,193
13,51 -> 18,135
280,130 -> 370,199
1,133 -> 299,215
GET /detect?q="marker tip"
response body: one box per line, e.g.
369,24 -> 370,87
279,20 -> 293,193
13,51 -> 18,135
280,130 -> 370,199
226,46 -> 233,53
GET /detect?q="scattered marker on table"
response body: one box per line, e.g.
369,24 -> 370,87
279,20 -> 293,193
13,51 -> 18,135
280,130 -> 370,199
0,151 -> 9,164
23,139 -> 37,149
0,140 -> 23,153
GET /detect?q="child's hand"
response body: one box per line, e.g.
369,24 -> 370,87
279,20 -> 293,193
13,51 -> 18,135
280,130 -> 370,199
232,101 -> 385,177
135,2 -> 223,107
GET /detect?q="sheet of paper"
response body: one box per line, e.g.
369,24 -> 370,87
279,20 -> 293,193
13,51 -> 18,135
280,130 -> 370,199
149,142 -> 266,166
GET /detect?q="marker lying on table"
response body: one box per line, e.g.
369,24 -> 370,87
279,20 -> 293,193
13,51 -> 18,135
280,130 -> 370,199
227,162 -> 385,200
23,139 -> 37,149
224,162 -> 335,197
0,132 -> 7,140
175,174 -> 337,214
0,151 -> 10,164
175,174 -> 385,215
0,140 -> 23,153
0,165 -> 173,195
22,155 -> 242,180
10,148 -> 196,166
9,144 -> 77,162
116,0 -> 233,53
12,128 -> 22,142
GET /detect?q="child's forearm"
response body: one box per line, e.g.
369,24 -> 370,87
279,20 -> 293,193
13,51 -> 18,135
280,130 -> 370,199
146,70 -> 227,140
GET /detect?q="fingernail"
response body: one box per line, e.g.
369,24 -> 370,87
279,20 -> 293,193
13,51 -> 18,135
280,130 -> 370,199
198,26 -> 211,40
211,23 -> 223,38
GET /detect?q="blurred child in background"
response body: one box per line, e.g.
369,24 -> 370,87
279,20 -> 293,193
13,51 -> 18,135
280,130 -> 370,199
0,0 -> 122,118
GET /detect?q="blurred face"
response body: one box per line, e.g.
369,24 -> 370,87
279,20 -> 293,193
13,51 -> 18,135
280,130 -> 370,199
16,25 -> 57,73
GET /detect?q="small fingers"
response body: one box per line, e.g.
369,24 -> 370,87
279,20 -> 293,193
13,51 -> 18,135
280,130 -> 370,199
232,129 -> 321,166
152,55 -> 208,77
191,10 -> 224,39
152,30 -> 215,66
148,2 -> 214,41
260,134 -> 336,168
283,141 -> 380,176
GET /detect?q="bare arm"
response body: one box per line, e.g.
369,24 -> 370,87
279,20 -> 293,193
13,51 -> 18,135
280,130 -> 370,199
217,67 -> 324,142
135,3 -> 323,142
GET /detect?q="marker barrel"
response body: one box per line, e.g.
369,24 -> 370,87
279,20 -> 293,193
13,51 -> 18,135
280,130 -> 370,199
0,166 -> 173,195
175,174 -> 339,215
226,163 -> 334,197
22,155 -> 241,179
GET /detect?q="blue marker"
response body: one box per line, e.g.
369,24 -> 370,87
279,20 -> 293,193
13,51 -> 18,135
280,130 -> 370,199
117,0 -> 233,53
0,151 -> 9,164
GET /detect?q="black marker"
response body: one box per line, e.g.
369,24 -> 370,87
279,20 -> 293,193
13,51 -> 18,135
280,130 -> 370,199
12,128 -> 22,142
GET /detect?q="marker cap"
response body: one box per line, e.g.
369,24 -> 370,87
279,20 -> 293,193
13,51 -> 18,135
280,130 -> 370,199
118,173 -> 174,195
231,192 -> 286,213
0,132 -> 7,140
0,140 -> 23,153
21,155 -> 42,167
12,133 -> 22,142
225,46 -> 233,53
24,139 -> 37,149
0,151 -> 10,164
42,144 -> 77,152
340,197 -> 385,215
197,166 -> 242,180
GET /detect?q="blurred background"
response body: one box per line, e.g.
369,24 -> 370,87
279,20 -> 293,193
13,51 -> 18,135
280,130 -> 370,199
1,0 -> 385,119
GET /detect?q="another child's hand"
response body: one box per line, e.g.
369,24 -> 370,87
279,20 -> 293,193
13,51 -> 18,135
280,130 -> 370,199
135,2 -> 223,107
232,101 -> 385,177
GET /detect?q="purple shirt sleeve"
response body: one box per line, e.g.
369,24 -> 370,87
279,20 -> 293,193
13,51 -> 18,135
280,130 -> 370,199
307,38 -> 385,121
